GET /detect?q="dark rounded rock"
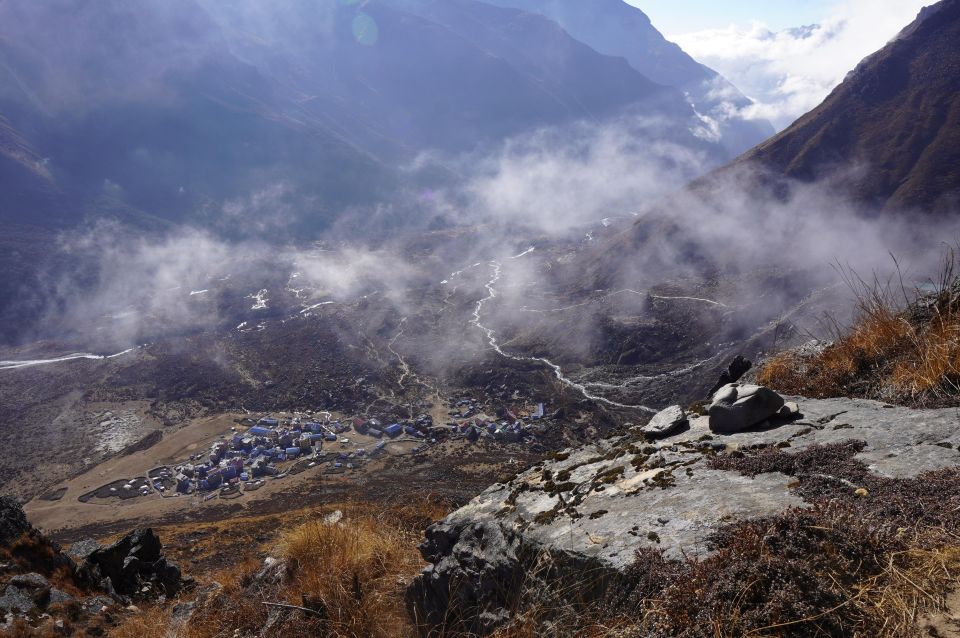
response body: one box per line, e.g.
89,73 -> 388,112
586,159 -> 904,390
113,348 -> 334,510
407,521 -> 526,635
79,528 -> 184,601
709,384 -> 785,433
0,496 -> 31,547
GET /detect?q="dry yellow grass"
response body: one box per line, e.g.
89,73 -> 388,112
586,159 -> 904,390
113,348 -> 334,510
891,312 -> 960,398
859,545 -> 960,636
287,499 -> 446,636
153,497 -> 450,638
276,512 -> 430,636
759,253 -> 960,405
758,307 -> 915,398
107,605 -> 172,638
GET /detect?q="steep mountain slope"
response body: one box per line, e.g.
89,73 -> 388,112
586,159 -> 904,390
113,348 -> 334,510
481,0 -> 710,87
480,0 -> 776,155
593,0 -> 960,289
557,2 -> 960,400
211,0 -> 717,167
0,0 -> 394,232
0,0 -> 723,237
0,0 -> 740,344
735,0 -> 960,213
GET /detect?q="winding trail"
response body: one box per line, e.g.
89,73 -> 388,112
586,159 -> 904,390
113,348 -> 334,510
520,289 -> 645,314
649,294 -> 727,308
387,317 -> 412,390
0,348 -> 136,371
522,290 -> 727,314
471,262 -> 656,413
580,352 -> 727,391
300,301 -> 335,314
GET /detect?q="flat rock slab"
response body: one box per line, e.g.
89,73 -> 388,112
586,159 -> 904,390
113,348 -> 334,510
438,396 -> 960,566
695,397 -> 960,479
450,463 -> 801,567
641,405 -> 687,438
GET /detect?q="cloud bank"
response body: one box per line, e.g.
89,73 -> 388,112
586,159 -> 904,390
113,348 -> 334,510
10,108 -> 960,379
419,115 -> 714,235
671,0 -> 933,130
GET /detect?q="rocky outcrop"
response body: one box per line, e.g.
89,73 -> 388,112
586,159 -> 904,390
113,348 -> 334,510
0,497 -> 192,635
76,529 -> 186,602
409,396 -> 960,634
0,497 -> 172,635
0,497 -> 75,580
707,355 -> 752,397
407,520 -> 620,636
0,496 -> 30,546
0,497 -> 185,631
407,521 -> 526,634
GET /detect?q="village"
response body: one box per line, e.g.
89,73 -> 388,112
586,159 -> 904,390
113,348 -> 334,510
77,396 -> 551,505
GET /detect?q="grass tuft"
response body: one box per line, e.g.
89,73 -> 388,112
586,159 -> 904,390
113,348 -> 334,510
759,248 -> 960,406
165,497 -> 450,638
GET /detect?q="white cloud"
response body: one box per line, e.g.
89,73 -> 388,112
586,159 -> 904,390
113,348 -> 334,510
671,0 -> 933,130
219,182 -> 309,233
446,116 -> 711,233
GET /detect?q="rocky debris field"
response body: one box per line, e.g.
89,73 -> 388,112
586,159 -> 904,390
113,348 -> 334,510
408,387 -> 960,634
0,496 -> 187,633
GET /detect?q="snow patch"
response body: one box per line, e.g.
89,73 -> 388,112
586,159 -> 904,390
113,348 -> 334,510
249,289 -> 269,310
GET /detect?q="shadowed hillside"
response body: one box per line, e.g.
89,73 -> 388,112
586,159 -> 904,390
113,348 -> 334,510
734,0 -> 960,212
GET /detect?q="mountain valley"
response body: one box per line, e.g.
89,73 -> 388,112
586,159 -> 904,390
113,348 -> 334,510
1,1 -> 960,636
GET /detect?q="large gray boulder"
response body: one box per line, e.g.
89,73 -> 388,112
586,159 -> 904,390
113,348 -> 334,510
641,405 -> 688,438
708,383 -> 785,433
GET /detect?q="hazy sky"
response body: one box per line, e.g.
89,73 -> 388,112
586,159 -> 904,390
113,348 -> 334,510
631,0 -> 934,130
629,1 -> 834,33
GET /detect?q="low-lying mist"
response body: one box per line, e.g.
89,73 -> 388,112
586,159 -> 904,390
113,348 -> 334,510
7,115 -> 959,373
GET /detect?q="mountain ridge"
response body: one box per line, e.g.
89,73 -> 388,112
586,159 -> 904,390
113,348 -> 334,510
480,0 -> 776,153
732,0 -> 960,212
